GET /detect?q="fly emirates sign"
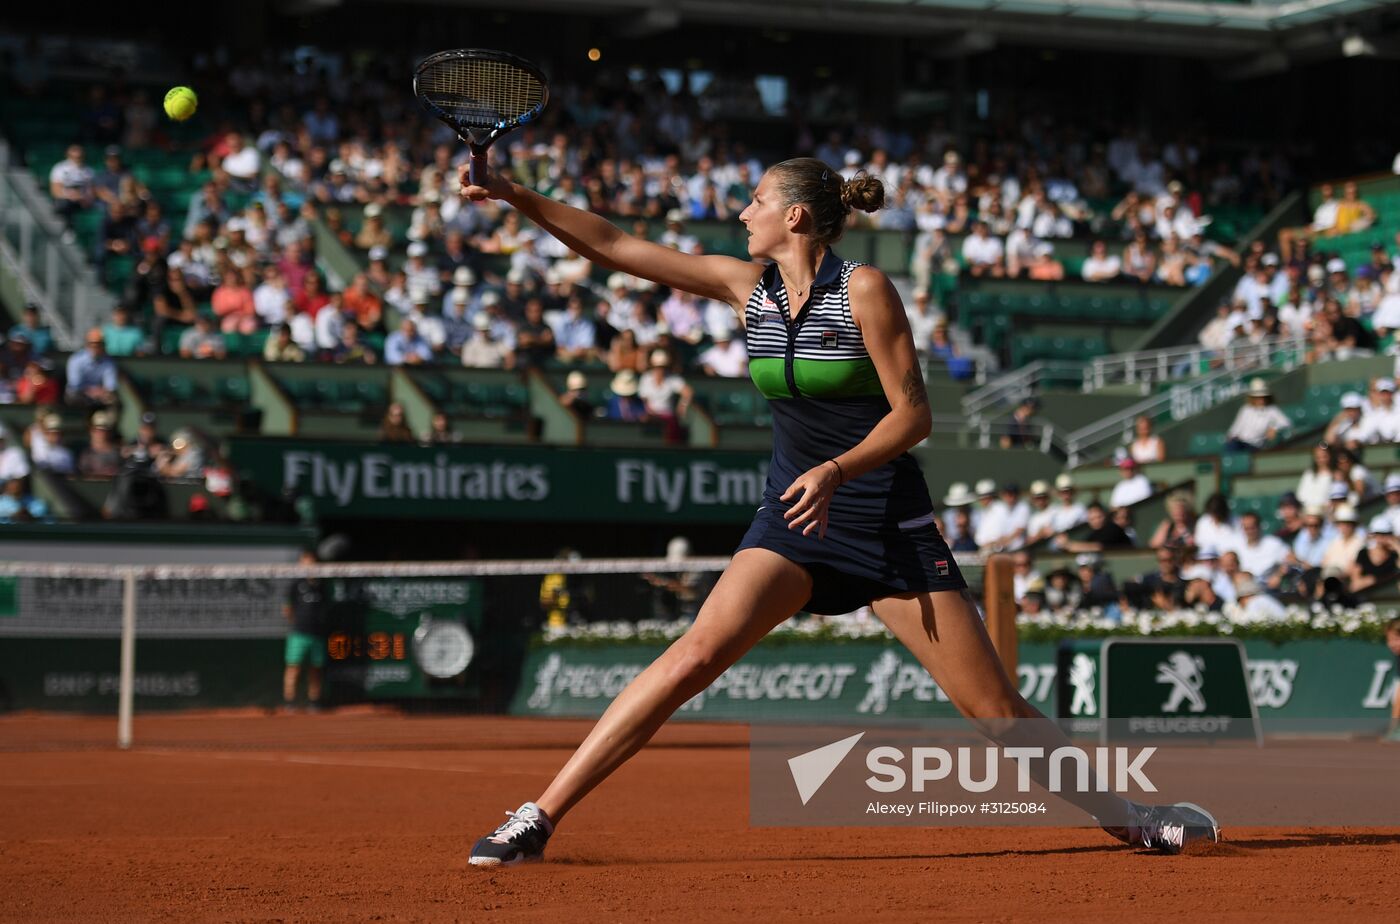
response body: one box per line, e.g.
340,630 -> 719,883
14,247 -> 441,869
261,444 -> 769,520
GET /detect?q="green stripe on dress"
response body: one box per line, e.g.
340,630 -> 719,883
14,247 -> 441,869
749,356 -> 884,399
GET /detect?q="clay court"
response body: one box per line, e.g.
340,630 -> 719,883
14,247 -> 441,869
2,712 -> 1398,922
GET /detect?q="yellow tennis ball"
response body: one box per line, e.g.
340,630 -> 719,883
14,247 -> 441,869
164,86 -> 198,122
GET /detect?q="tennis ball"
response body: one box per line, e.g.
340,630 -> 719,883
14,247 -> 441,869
164,86 -> 198,122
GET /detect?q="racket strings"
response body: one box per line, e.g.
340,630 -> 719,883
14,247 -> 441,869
418,58 -> 544,127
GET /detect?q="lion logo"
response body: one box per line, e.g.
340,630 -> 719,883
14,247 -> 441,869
1155,651 -> 1207,713
1069,653 -> 1097,716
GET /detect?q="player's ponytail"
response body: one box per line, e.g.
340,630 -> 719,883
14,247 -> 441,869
770,157 -> 884,245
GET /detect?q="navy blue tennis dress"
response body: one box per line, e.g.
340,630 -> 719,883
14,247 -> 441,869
735,249 -> 967,614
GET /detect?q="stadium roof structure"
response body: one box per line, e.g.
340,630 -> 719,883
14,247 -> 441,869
430,0 -> 1400,60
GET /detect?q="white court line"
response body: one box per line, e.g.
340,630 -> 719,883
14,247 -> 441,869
135,748 -> 554,776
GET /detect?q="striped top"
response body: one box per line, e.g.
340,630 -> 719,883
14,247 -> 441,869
744,251 -> 881,400
744,249 -> 935,530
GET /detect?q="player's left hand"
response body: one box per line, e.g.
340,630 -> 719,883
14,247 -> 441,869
781,463 -> 841,539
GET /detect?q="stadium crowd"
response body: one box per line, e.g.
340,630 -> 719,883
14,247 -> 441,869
14,52 -> 1400,611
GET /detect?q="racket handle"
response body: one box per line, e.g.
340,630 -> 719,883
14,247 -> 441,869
469,149 -> 488,187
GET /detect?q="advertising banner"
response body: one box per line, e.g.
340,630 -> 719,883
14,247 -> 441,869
227,438 -> 771,522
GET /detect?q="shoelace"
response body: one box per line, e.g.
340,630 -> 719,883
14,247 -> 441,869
488,809 -> 541,845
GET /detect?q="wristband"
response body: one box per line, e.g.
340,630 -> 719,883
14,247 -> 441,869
827,458 -> 845,484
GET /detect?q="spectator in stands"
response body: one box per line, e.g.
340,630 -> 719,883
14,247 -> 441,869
262,323 -> 305,363
1110,456 -> 1153,509
122,412 -> 164,467
96,199 -> 136,280
25,413 -> 72,475
384,318 -> 432,367
1121,230 -> 1156,284
405,288 -> 446,356
1274,492 -> 1305,543
102,304 -> 146,357
938,482 -> 975,546
1073,553 -> 1120,610
993,483 -> 1031,550
332,323 -> 377,365
218,132 -> 261,188
1320,504 -> 1366,584
1128,414 -> 1166,464
355,203 -> 393,251
1354,377 -> 1400,444
1326,393 -> 1367,447
1233,512 -> 1289,584
928,319 -> 972,381
156,431 -> 205,481
1194,492 -> 1240,552
1149,492 -> 1197,550
604,369 -> 647,422
513,299 -> 556,368
1081,240 -> 1122,283
48,145 -> 94,221
639,350 -> 693,443
212,266 -> 259,335
1056,502 -> 1132,553
77,412 -> 121,478
1296,444 -> 1337,510
10,304 -> 53,356
1047,473 -> 1086,534
1278,183 -> 1337,262
0,477 -> 48,524
554,294 -> 597,365
699,327 -> 747,378
178,314 -> 227,360
1024,480 -> 1058,545
971,479 -> 1008,549
960,220 -> 1004,278
1127,548 -> 1185,611
64,328 -> 117,406
949,507 -> 979,553
460,314 -> 512,369
1349,517 -> 1399,595
421,412 -> 460,445
151,267 -> 200,348
1333,181 -> 1376,237
1224,378 -> 1289,451
606,327 -> 646,374
1026,243 -> 1064,281
999,398 -> 1038,449
1011,550 -> 1042,607
343,272 -> 383,333
1334,448 -> 1376,504
0,424 -> 30,483
378,403 -> 414,443
560,370 -> 595,421
1113,506 -> 1138,545
253,265 -> 291,328
16,359 -> 60,406
1230,578 -> 1286,621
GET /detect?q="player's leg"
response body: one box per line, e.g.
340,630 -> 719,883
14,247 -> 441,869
282,664 -> 300,705
536,548 -> 811,822
469,548 -> 811,867
282,632 -> 305,705
306,667 -> 324,705
871,588 -> 1218,852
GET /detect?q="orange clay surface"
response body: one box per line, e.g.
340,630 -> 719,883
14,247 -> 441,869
2,711 -> 1398,922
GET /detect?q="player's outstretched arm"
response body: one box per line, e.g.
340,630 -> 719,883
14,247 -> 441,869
461,166 -> 761,309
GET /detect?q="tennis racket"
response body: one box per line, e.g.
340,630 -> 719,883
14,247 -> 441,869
413,48 -> 549,186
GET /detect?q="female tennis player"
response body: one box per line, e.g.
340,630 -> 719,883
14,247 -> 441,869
460,158 -> 1217,865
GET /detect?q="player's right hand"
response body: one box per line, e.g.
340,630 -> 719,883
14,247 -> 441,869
459,163 -> 510,202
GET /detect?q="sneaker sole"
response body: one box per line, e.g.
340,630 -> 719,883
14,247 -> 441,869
469,853 -> 543,868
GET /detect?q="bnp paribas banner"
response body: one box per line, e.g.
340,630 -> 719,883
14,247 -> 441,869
511,639 -> 1400,726
227,438 -> 769,521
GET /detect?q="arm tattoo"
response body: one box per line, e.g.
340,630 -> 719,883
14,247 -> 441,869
902,367 -> 928,409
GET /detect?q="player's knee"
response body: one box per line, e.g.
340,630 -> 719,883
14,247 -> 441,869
664,637 -> 724,692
